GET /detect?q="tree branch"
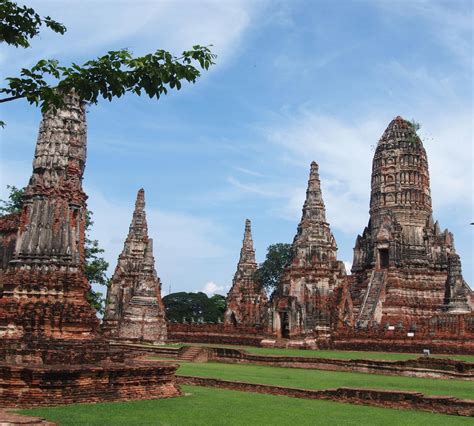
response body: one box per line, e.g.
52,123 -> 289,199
0,94 -> 27,103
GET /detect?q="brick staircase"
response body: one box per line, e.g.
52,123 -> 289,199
356,271 -> 386,328
178,346 -> 206,362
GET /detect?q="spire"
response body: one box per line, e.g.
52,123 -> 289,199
127,188 -> 148,242
301,161 -> 327,223
292,161 -> 338,262
13,92 -> 88,266
224,219 -> 267,327
239,219 -> 256,266
103,188 -> 167,343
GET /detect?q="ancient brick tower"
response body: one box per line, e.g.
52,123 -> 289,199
350,116 -> 472,328
224,219 -> 268,327
0,93 -> 99,340
102,189 -> 167,343
271,162 -> 349,338
0,96 -> 180,407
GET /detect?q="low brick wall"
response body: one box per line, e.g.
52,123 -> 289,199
329,337 -> 474,355
109,342 -> 181,358
177,375 -> 474,417
0,361 -> 181,408
167,324 -> 266,346
209,348 -> 474,380
331,314 -> 474,355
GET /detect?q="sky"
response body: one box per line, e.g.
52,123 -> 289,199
1,0 -> 472,297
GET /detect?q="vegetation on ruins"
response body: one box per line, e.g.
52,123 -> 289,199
0,185 -> 108,313
254,243 -> 292,296
0,0 -> 216,127
163,292 -> 226,323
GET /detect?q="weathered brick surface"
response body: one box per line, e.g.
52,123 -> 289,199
102,189 -> 167,343
177,375 -> 474,416
0,409 -> 55,425
224,220 -> 268,328
0,361 -> 181,408
0,94 -> 180,408
270,162 -> 351,339
333,312 -> 474,354
168,323 -> 266,346
350,117 -> 471,329
0,94 -> 98,340
0,213 -> 20,271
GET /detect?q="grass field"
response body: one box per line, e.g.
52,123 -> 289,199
20,385 -> 472,425
184,343 -> 474,362
176,362 -> 474,399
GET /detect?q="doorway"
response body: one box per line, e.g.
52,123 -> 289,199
379,248 -> 389,269
281,312 -> 290,338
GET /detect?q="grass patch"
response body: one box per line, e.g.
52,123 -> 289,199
20,385 -> 472,425
177,362 -> 474,400
184,343 -> 474,362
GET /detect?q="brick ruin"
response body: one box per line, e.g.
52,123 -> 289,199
224,219 -> 267,327
0,94 -> 180,407
269,162 -> 351,339
102,189 -> 167,343
349,116 -> 472,330
0,93 -> 99,341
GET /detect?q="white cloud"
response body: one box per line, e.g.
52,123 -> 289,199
200,281 -> 227,296
374,0 -> 472,67
262,111 -> 379,234
2,0 -> 266,75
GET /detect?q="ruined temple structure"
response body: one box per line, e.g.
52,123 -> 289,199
102,189 -> 167,343
0,93 -> 180,407
350,116 -> 472,329
0,93 -> 99,340
270,162 -> 350,339
224,219 -> 268,327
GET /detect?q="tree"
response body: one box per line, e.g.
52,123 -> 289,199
0,185 -> 24,214
163,292 -> 226,324
254,243 -> 292,296
0,0 -> 66,47
84,211 -> 109,315
0,0 -> 216,126
0,185 -> 109,314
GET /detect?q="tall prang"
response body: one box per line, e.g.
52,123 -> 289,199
271,162 -> 350,338
350,116 -> 472,328
0,92 -> 99,339
224,219 -> 268,327
102,189 -> 167,343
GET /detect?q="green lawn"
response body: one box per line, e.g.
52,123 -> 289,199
177,362 -> 474,400
20,385 -> 472,425
184,342 -> 474,362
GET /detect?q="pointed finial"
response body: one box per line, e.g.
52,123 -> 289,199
309,161 -> 320,179
135,188 -> 145,211
245,219 -> 251,233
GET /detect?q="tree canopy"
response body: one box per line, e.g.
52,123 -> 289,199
254,243 -> 292,296
0,0 -> 216,126
0,185 -> 24,214
0,0 -> 66,47
163,292 -> 226,324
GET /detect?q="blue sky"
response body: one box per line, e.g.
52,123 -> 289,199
1,0 -> 472,296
